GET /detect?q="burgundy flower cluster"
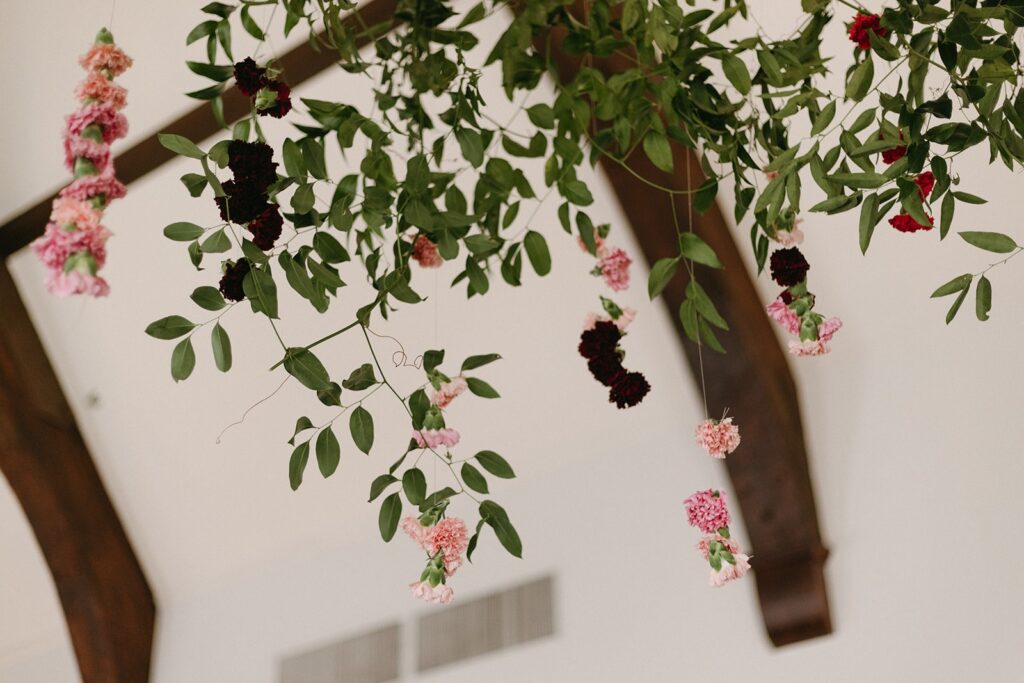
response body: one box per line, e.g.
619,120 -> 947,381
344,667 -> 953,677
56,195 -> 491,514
218,258 -> 252,302
578,321 -> 650,408
233,57 -> 292,118
215,140 -> 283,250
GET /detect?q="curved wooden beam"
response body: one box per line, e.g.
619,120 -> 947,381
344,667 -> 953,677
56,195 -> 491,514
0,264 -> 156,681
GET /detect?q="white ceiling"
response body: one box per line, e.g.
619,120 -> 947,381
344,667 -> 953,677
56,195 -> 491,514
3,1 -> 1024,681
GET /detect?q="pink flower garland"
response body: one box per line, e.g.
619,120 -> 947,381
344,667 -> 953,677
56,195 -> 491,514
684,489 -> 752,587
31,28 -> 131,298
403,515 -> 469,604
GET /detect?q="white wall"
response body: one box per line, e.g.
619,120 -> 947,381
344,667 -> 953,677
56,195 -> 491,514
3,1 -> 1024,681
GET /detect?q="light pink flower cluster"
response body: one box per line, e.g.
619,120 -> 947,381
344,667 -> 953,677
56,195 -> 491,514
413,428 -> 461,450
404,516 -> 470,604
686,491 -> 751,587
31,28 -> 130,298
695,417 -> 741,459
766,295 -> 843,357
773,224 -> 804,247
583,306 -> 636,332
431,376 -> 468,409
599,247 -> 632,291
684,489 -> 731,534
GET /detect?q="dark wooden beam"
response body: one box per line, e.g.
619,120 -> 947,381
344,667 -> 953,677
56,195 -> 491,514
0,263 -> 156,681
0,0 -> 399,257
534,15 -> 831,645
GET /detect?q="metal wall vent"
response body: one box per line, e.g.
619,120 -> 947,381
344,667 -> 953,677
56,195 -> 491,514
280,623 -> 400,683
416,575 -> 555,672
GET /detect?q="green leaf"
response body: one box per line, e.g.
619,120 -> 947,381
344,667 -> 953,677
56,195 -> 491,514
930,273 -> 972,298
859,192 -> 879,254
642,130 -> 673,172
146,315 -> 196,340
479,500 -> 522,558
976,275 -> 992,321
282,138 -> 306,178
291,184 -> 315,214
721,53 -> 751,95
158,133 -> 205,159
312,232 -> 350,263
379,493 -> 402,541
526,103 -> 555,129
951,191 -> 986,205
466,377 -> 500,398
940,192 -> 955,239
402,468 -> 427,505
288,417 -> 314,446
687,280 -> 728,330
240,5 -> 265,40
846,57 -> 874,101
679,233 -> 722,268
456,129 -> 484,167
170,337 -> 196,382
289,442 -> 310,491
475,450 -> 515,479
186,61 -> 233,82
946,287 -> 969,324
211,322 -> 232,372
461,463 -> 489,494
461,354 -> 501,372
830,172 -> 887,189
523,230 -> 551,276
191,286 -> 226,311
200,228 -> 231,253
369,473 -> 398,502
810,101 -> 837,136
315,427 -> 341,477
283,348 -> 331,390
648,257 -> 679,300
341,363 -> 378,391
958,231 -> 1018,254
349,406 -> 374,454
163,222 -> 205,241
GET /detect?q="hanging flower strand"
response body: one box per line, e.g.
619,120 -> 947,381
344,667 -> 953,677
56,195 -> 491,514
32,28 -> 131,297
684,489 -> 751,587
765,246 -> 843,357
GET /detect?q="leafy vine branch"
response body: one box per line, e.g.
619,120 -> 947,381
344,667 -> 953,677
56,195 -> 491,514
135,0 -> 1024,598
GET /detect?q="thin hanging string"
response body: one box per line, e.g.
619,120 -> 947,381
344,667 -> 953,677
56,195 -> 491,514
686,152 -> 710,420
108,0 -> 116,31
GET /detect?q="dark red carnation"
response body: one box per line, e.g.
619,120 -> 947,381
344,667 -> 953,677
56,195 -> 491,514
256,80 -> 292,118
609,371 -> 650,409
779,289 -> 794,305
914,171 -> 935,199
881,145 -> 906,164
578,321 -> 621,360
248,205 -> 283,250
218,259 -> 251,302
215,179 -> 269,224
588,354 -> 626,386
848,13 -> 888,51
889,213 -> 933,233
769,247 -> 810,288
233,57 -> 268,96
228,140 -> 278,191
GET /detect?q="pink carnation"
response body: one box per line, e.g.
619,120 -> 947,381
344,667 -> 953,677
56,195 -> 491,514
431,376 -> 468,409
429,517 -> 469,576
696,534 -> 740,561
31,222 -> 110,271
50,197 -> 101,230
79,43 -> 133,76
583,307 -> 636,332
65,102 -> 129,143
788,339 -> 830,357
412,235 -> 443,268
45,270 -> 110,298
63,135 -> 112,173
695,417 -> 741,459
599,248 -> 632,292
709,553 -> 751,587
401,516 -> 431,550
59,171 -> 127,203
773,225 -> 804,247
684,489 -> 731,534
409,580 -> 454,605
817,317 -> 843,343
413,428 -> 460,450
75,71 -> 128,109
766,297 -> 801,336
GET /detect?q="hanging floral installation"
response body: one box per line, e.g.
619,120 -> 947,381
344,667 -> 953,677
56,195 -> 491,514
32,28 -> 132,297
138,0 -> 1024,600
